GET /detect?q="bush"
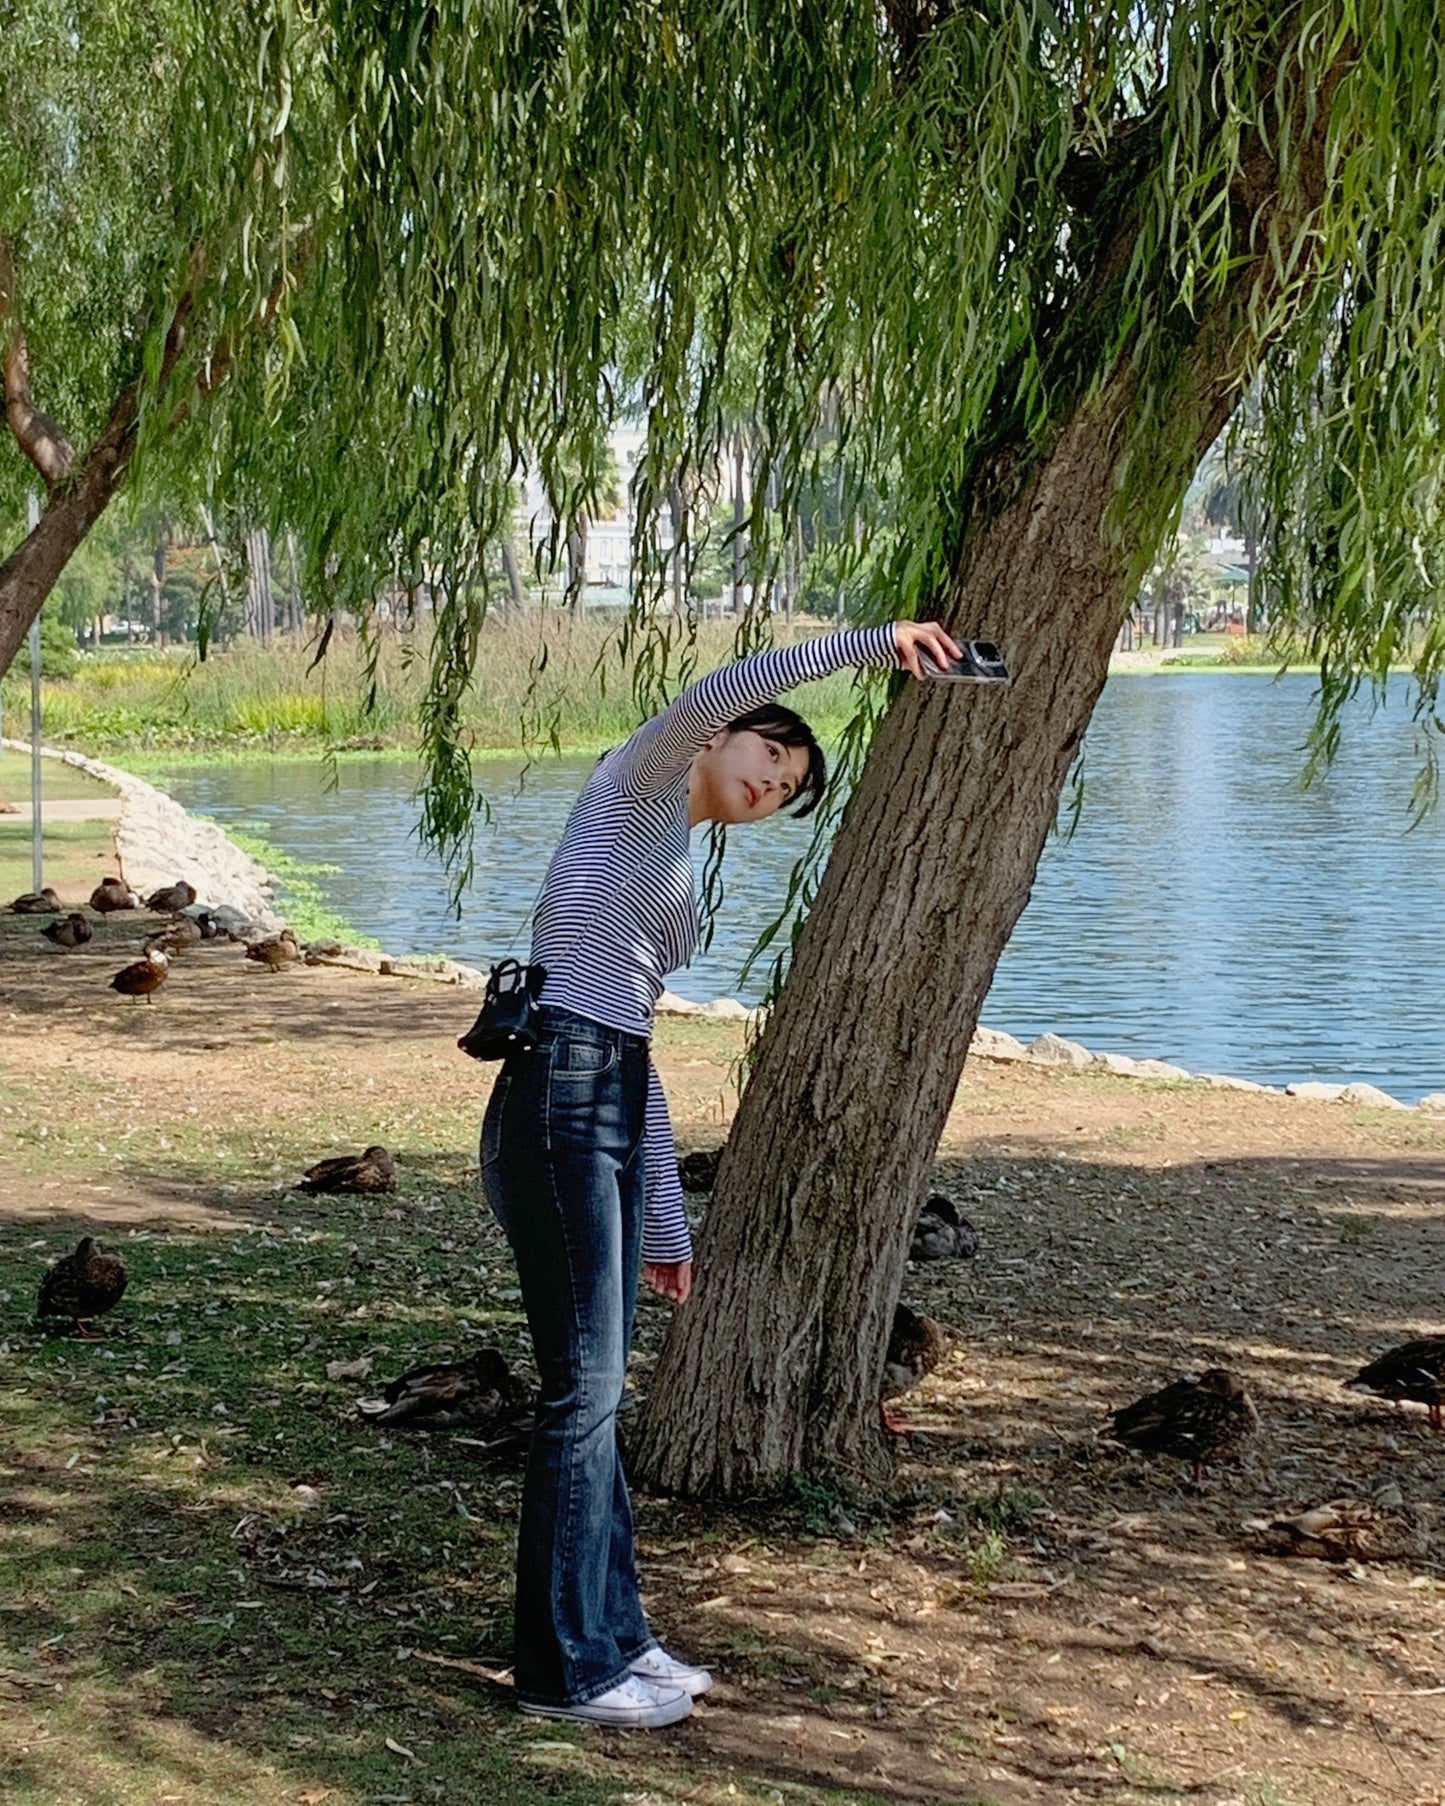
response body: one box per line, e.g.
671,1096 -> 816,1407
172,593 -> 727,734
38,609 -> 79,679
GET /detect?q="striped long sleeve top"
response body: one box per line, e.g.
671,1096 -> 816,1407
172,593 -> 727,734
532,623 -> 902,1262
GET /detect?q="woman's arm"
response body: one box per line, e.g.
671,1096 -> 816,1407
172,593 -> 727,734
617,623 -> 906,797
640,1060 -> 693,1276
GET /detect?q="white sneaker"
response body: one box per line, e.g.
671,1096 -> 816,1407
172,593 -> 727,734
519,1674 -> 693,1728
629,1645 -> 713,1697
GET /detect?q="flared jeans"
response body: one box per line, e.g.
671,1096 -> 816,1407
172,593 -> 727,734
480,1005 -> 659,1708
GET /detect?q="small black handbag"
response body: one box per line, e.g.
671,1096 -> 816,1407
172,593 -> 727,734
457,959 -> 549,1061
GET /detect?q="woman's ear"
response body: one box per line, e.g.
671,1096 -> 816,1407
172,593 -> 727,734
699,729 -> 726,753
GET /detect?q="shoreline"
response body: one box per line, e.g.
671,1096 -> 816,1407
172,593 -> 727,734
14,652 -> 1325,771
14,736 -> 1443,1115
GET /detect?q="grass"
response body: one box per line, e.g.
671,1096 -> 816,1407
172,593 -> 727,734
0,750 -> 118,803
0,1171 -> 898,1806
2,617 -> 878,762
0,816 -> 116,907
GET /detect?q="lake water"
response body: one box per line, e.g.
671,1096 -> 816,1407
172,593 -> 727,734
152,672 -> 1445,1101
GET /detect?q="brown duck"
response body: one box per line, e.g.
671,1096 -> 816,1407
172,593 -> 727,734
145,915 -> 203,956
109,946 -> 168,1002
90,877 -> 140,913
42,912 -> 94,949
298,1145 -> 399,1194
143,881 -> 197,913
881,1303 -> 953,1432
245,929 -> 302,970
1108,1368 -> 1258,1484
358,1348 -> 530,1430
37,1236 -> 129,1336
1345,1336 -> 1445,1429
11,886 -> 61,913
1243,1498 -> 1381,1563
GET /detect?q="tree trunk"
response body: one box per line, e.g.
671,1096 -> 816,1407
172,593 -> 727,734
632,370 -> 1151,1493
629,54 -> 1342,1487
500,536 -> 527,613
730,440 -> 746,616
0,384 -> 142,675
565,518 -> 588,614
152,538 -> 168,647
668,481 -> 686,617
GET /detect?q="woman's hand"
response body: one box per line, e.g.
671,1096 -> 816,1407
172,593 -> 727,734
643,1260 -> 693,1304
894,620 -> 964,680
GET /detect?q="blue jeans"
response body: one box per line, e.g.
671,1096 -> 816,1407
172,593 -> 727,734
480,1005 -> 658,1707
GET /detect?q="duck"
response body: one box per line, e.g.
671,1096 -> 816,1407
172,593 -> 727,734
1345,1336 -> 1445,1429
11,886 -> 62,913
37,1236 -> 129,1336
178,904 -> 223,939
677,1148 -> 723,1193
1107,1368 -> 1258,1485
109,946 -> 169,1002
144,915 -> 203,956
90,877 -> 140,913
357,1347 -> 530,1430
881,1303 -> 953,1431
41,912 -> 94,949
298,1145 -> 399,1195
192,902 -> 258,941
245,929 -> 302,970
1242,1497 -> 1381,1563
909,1193 -> 981,1261
143,880 -> 198,913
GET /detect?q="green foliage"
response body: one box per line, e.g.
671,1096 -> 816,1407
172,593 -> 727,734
7,1 -> 1445,887
220,822 -> 377,947
8,616 -> 865,758
35,606 -> 78,678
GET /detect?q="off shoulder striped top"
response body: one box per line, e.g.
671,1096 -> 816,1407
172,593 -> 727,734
532,623 -> 901,1262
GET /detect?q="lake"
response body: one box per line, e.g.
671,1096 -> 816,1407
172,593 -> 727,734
152,672 -> 1445,1101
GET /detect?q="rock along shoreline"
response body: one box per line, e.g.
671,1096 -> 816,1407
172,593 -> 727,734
19,739 -> 1444,1116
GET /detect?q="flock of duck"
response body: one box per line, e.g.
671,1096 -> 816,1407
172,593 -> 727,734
10,878 -> 305,998
16,910 -> 1444,1545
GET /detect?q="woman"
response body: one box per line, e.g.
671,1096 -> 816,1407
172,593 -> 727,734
481,616 -> 961,1727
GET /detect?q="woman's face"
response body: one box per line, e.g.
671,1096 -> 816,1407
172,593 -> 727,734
690,729 -> 811,825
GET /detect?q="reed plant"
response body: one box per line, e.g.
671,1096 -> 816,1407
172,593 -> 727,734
5,613 -> 868,761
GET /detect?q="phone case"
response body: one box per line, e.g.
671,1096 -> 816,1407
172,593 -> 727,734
919,641 -> 1010,683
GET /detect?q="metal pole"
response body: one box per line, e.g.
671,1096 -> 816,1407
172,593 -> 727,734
27,492 -> 42,893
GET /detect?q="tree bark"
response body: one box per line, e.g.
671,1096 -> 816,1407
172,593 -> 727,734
632,49 -> 1345,1498
0,383 -> 146,675
501,536 -> 527,612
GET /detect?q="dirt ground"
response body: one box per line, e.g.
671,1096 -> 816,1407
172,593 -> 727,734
3,900 -> 1445,1806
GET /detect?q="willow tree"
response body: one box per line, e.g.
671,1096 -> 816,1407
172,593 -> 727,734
7,5 -> 1445,1492
316,0 -> 1442,1495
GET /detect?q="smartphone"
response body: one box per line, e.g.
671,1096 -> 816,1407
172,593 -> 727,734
918,639 -> 1010,684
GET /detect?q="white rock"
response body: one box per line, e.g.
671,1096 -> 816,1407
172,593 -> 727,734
1339,1082 -> 1407,1110
1286,1081 -> 1346,1101
969,1025 -> 1029,1062
1418,1092 -> 1445,1114
701,997 -> 752,1020
1027,1032 -> 1095,1069
655,990 -> 703,1015
1201,1073 -> 1278,1093
1097,1051 -> 1143,1076
1131,1057 -> 1193,1080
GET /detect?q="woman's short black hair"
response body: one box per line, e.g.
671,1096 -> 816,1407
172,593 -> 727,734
723,703 -> 827,818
